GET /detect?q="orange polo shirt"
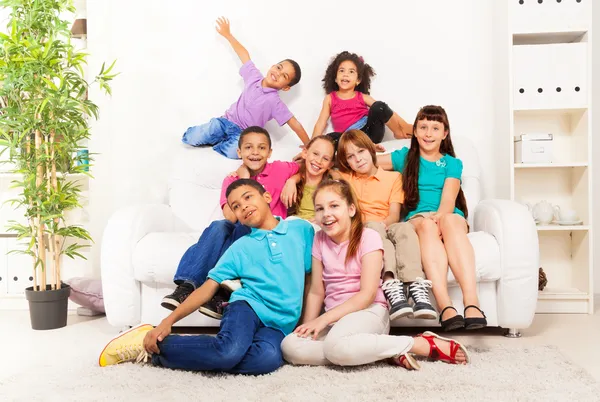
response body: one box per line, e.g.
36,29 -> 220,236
339,167 -> 403,222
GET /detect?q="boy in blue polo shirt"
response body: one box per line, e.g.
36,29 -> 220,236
98,179 -> 314,375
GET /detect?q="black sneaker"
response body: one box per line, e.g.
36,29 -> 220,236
198,288 -> 231,320
382,279 -> 413,320
161,283 -> 194,311
408,277 -> 438,320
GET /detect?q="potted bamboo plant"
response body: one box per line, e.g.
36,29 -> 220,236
0,0 -> 116,329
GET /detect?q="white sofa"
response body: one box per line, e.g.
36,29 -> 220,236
101,135 -> 540,335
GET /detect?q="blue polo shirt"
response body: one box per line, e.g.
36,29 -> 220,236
390,146 -> 464,220
207,218 -> 314,335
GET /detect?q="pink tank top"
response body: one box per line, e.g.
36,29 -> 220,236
329,91 -> 369,133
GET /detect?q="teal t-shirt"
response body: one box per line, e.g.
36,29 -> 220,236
390,147 -> 464,221
207,218 -> 314,335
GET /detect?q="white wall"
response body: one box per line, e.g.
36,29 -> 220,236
85,0 -> 498,274
592,2 -> 599,296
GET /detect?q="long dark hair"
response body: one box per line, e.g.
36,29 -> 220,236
314,179 -> 364,265
322,51 -> 375,95
288,135 -> 336,216
402,105 -> 468,219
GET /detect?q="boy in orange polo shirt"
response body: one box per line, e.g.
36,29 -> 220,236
334,130 -> 437,321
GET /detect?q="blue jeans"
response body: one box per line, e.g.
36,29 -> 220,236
182,117 -> 242,159
151,301 -> 285,374
174,219 -> 251,288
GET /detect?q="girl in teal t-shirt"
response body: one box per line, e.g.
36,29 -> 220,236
378,105 -> 487,332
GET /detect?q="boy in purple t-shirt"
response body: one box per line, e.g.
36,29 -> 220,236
182,17 -> 310,159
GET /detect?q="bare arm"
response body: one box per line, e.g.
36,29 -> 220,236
287,116 -> 310,145
164,280 -> 220,326
215,17 -> 250,64
312,95 -> 332,138
438,178 -> 461,215
299,258 -> 326,324
383,202 -> 401,227
377,153 -> 394,171
362,94 -> 376,107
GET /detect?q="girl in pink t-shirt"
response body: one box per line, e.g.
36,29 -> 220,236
281,179 -> 469,370
312,51 -> 413,150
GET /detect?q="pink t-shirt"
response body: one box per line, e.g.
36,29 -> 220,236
220,160 -> 299,219
329,91 -> 369,133
312,228 -> 388,311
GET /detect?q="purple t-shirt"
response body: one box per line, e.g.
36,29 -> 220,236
223,61 -> 294,129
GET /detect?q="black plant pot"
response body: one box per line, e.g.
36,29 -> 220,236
25,284 -> 71,330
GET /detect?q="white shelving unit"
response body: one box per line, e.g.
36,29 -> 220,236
508,0 -> 593,314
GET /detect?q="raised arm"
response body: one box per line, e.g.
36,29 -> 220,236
377,153 -> 394,171
215,17 -> 250,64
312,95 -> 332,138
287,116 -> 310,145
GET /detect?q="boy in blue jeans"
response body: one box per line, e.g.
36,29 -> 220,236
183,17 -> 310,159
99,179 -> 314,375
162,126 -> 300,318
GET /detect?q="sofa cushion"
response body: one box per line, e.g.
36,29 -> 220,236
132,230 -> 500,287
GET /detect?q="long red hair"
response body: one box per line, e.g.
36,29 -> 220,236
313,179 -> 364,265
402,105 -> 468,219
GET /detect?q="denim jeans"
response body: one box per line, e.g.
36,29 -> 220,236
182,117 -> 242,159
174,219 -> 251,288
151,301 -> 285,374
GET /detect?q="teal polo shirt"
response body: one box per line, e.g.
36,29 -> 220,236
390,146 -> 465,220
207,218 -> 314,335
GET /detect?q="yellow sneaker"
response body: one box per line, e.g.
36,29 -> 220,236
98,323 -> 154,367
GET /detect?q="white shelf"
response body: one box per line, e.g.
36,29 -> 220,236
514,162 -> 587,169
536,224 -> 589,232
513,31 -> 587,46
538,288 -> 589,300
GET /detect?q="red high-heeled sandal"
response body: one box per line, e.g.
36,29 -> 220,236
418,331 -> 470,364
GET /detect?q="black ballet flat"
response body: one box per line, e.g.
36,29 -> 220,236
439,306 -> 465,332
464,305 -> 487,330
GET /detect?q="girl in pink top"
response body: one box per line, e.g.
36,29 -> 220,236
281,179 -> 469,370
312,51 -> 413,149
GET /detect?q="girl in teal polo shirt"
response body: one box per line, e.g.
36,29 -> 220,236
378,105 -> 487,332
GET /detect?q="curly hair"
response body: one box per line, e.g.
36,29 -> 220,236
288,135 -> 336,217
402,105 -> 468,220
322,51 -> 375,95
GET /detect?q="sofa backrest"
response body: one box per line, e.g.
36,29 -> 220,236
168,135 -> 481,232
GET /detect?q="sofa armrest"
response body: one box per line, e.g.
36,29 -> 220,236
473,199 -> 539,329
101,204 -> 178,327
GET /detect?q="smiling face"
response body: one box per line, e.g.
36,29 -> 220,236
314,187 -> 356,243
335,60 -> 360,91
302,138 -> 335,178
227,184 -> 273,228
414,119 -> 448,154
237,132 -> 272,174
263,60 -> 296,90
344,141 -> 376,176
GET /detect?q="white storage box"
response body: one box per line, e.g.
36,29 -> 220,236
514,133 -> 553,164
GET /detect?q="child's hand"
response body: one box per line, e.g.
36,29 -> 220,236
227,170 -> 238,178
143,321 -> 172,354
375,144 -> 386,153
281,178 -> 298,208
215,17 -> 232,38
294,316 -> 328,340
236,165 -> 250,179
292,151 -> 303,163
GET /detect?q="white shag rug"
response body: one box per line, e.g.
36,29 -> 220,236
1,343 -> 599,402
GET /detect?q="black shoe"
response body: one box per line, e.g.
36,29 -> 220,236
407,277 -> 438,320
382,279 -> 413,320
439,306 -> 465,332
198,288 -> 231,320
464,305 -> 487,330
161,283 -> 194,311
